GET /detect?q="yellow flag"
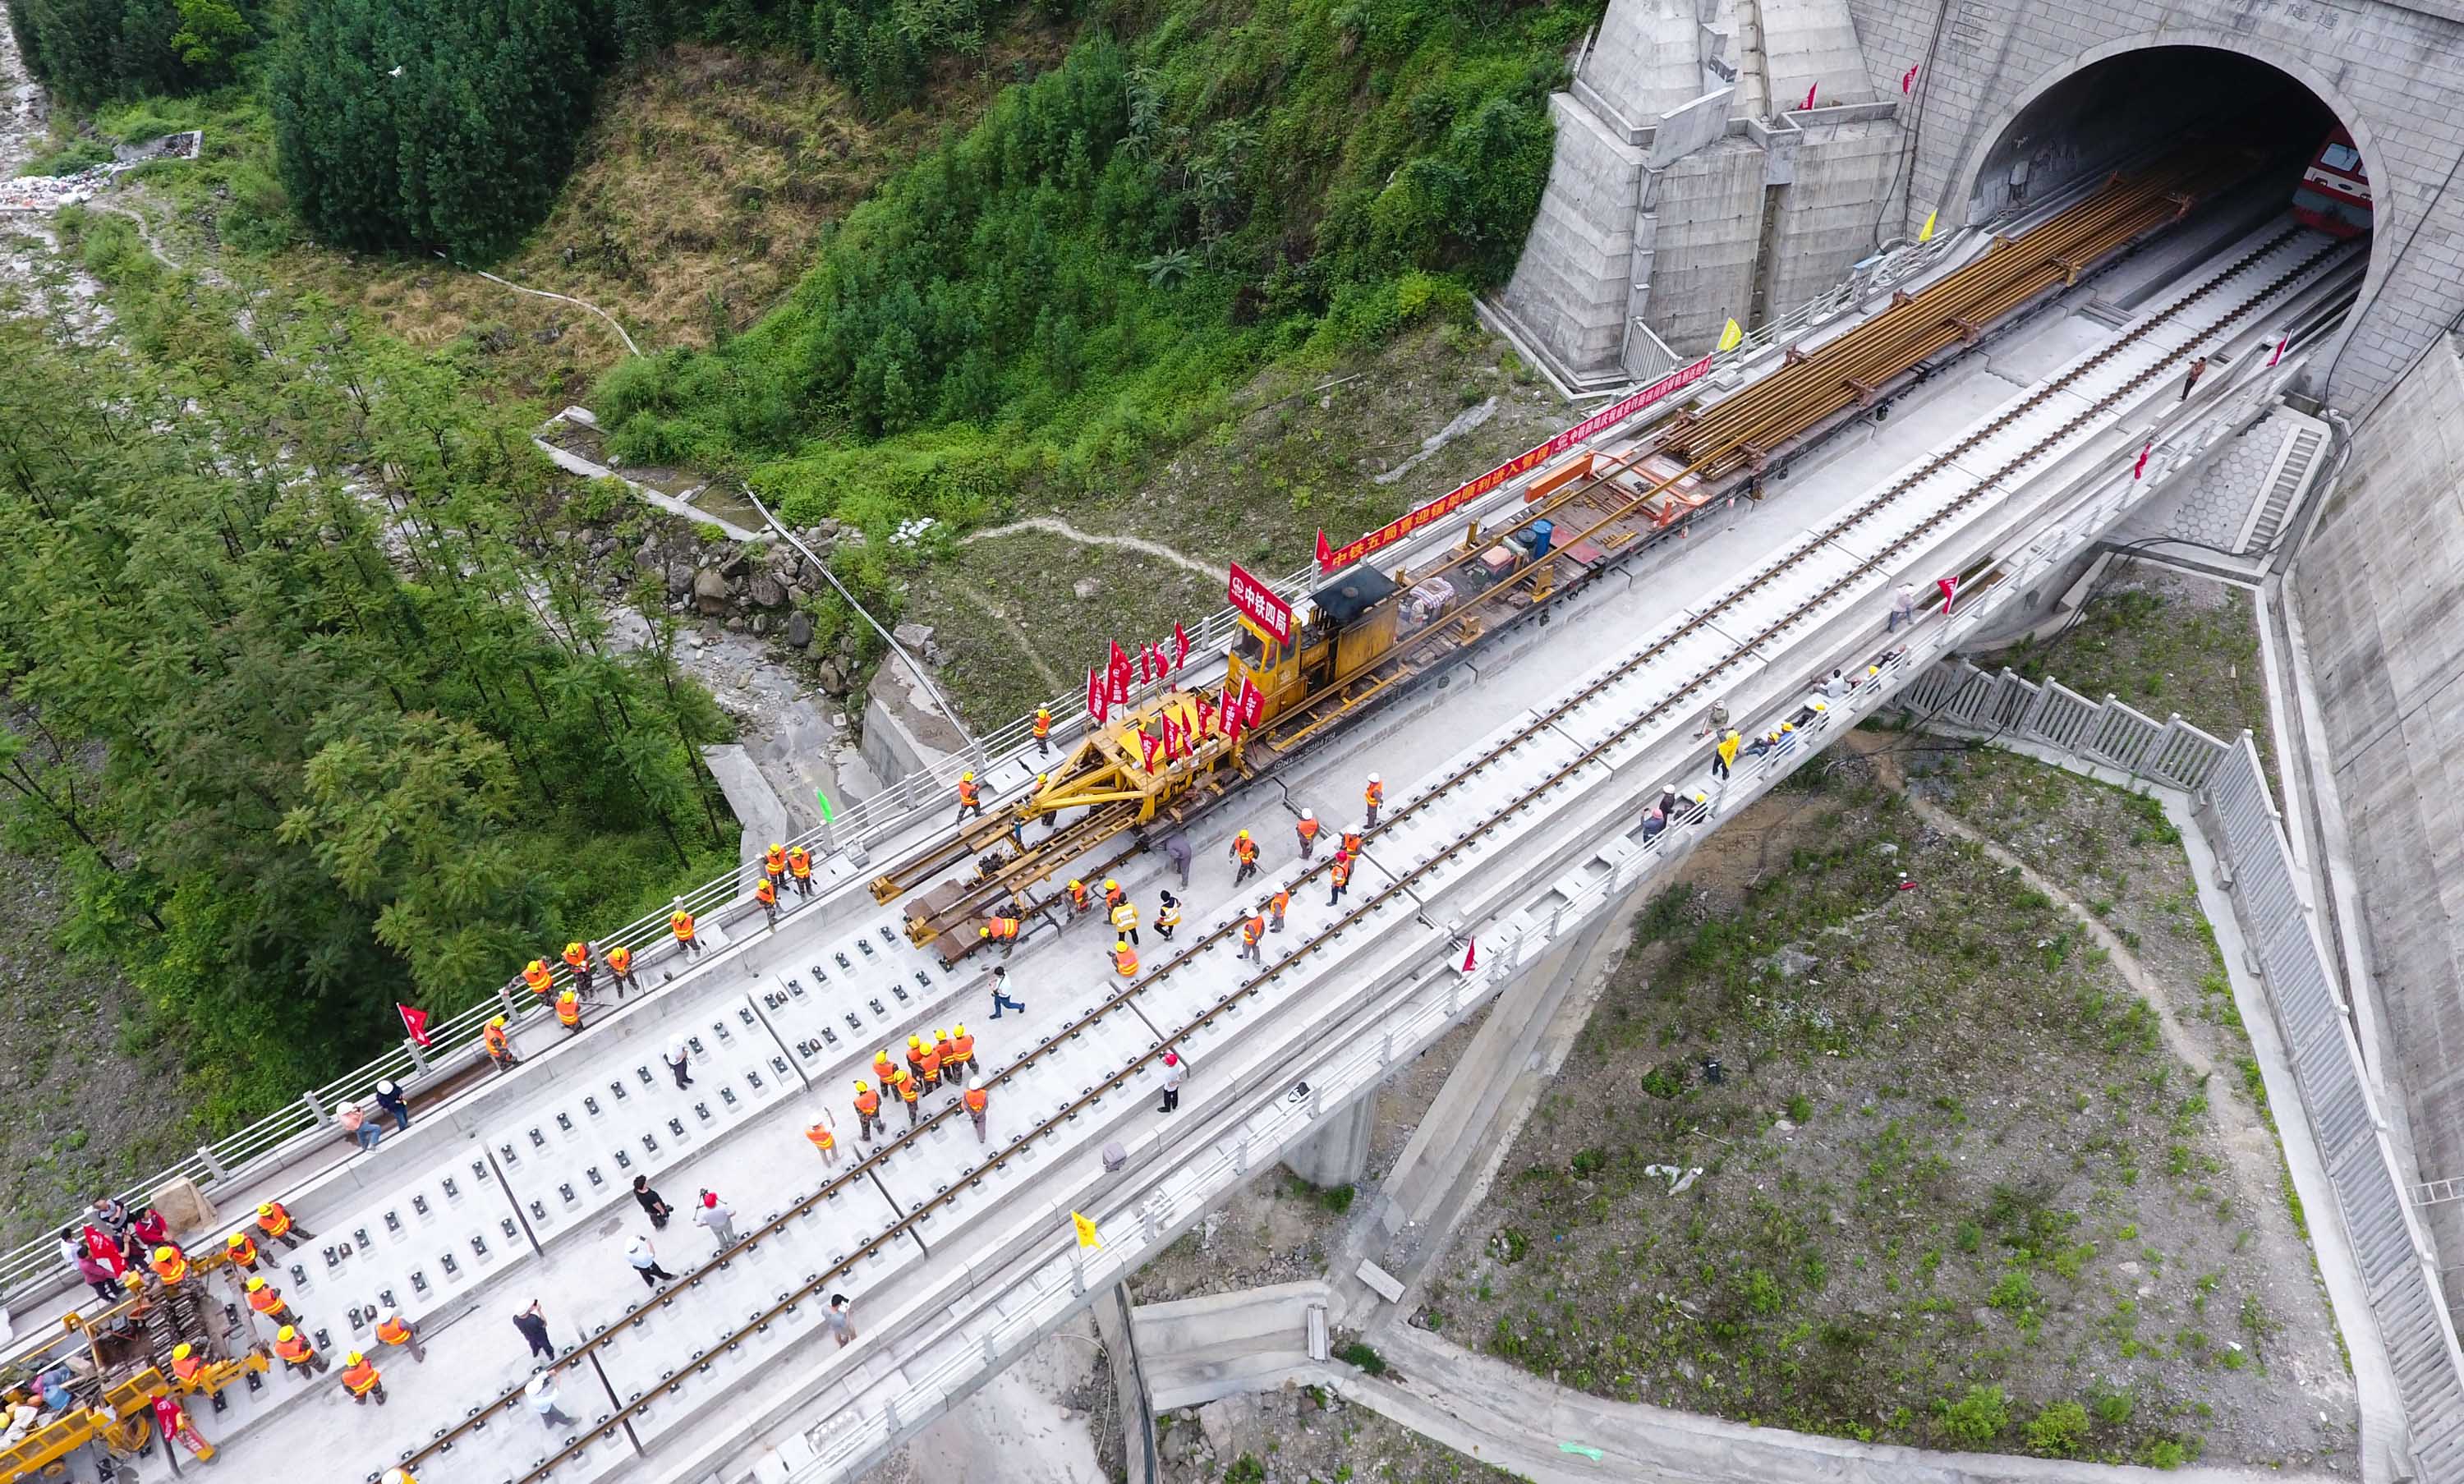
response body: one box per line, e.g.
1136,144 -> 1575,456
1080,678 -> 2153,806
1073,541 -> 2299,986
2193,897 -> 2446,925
1919,209 -> 1938,243
1072,1211 -> 1102,1248
1715,317 -> 1743,352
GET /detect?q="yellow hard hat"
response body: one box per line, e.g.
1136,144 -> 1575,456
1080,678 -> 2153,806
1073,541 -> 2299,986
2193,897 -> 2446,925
559,988 -> 577,1001
277,1325 -> 297,1342
246,1275 -> 265,1291
567,941 -> 584,954
1035,772 -> 1049,784
1069,878 -> 1083,888
225,1233 -> 246,1247
768,843 -> 783,853
854,1079 -> 869,1091
978,926 -> 991,938
1104,878 -> 1119,890
256,1203 -> 276,1218
490,1015 -> 508,1028
954,1023 -> 966,1036
908,1034 -> 922,1048
962,771 -> 975,782
527,958 -> 545,973
1115,939 -> 1129,950
346,1350 -> 365,1366
153,1247 -> 175,1263
172,1343 -> 192,1361
1237,829 -> 1250,839
934,1028 -> 948,1040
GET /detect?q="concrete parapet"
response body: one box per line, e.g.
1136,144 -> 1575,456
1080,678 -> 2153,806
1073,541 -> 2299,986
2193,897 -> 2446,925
1280,1091 -> 1376,1188
1643,138 -> 1766,352
1762,117 -> 1905,316
1760,0 -> 1878,108
1581,0 -> 1717,131
1501,92 -> 1652,376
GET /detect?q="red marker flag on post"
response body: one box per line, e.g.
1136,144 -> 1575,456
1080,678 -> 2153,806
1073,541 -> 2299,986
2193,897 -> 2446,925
1901,64 -> 1919,93
1087,666 -> 1110,724
1173,623 -> 1190,672
1314,530 -> 1333,569
1461,940 -> 1477,972
2268,336 -> 2287,368
2131,441 -> 2153,480
1803,82 -> 1818,111
1139,729 -> 1163,770
399,1004 -> 433,1048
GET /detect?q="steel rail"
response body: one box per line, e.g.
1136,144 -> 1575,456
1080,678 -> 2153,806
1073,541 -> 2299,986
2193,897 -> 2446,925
384,218 -> 2338,1484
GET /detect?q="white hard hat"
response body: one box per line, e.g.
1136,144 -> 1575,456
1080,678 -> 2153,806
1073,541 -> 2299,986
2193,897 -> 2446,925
667,1038 -> 687,1060
1368,772 -> 1381,783
526,1372 -> 550,1396
375,1079 -> 398,1096
626,1235 -> 647,1256
386,1473 -> 412,1484
1299,807 -> 1313,819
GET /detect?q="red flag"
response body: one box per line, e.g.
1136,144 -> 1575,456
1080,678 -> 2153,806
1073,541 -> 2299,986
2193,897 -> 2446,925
399,1004 -> 432,1048
1195,695 -> 1217,737
1901,64 -> 1919,93
1108,639 -> 1133,686
1236,676 -> 1265,726
1173,623 -> 1189,671
1314,529 -> 1332,570
1461,940 -> 1476,972
1087,666 -> 1110,723
1161,714 -> 1184,760
1138,729 -> 1162,770
1803,82 -> 1818,111
2131,441 -> 2153,480
1138,646 -> 1153,685
2267,336 -> 2287,368
1936,575 -> 1958,614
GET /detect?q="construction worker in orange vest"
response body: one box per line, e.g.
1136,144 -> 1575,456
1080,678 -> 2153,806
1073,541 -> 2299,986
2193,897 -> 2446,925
871,1046 -> 899,1084
1364,773 -> 1384,827
755,875 -> 779,927
672,907 -> 704,958
606,943 -> 638,998
1294,808 -> 1320,859
273,1325 -> 327,1376
483,1015 -> 519,1071
1110,895 -> 1139,946
562,940 -> 595,997
945,1025 -> 974,1086
149,1246 -> 190,1287
907,1034 -> 941,1094
955,771 -> 982,823
1067,879 -> 1092,916
963,1084 -> 990,1144
891,1066 -> 920,1127
1034,707 -> 1052,754
1155,891 -> 1182,940
763,843 -> 788,883
521,958 -> 554,998
932,1028 -> 962,1087
1269,886 -> 1290,933
223,1230 -> 259,1271
254,1201 -> 310,1248
1103,879 -> 1126,911
170,1342 -> 205,1389
1238,909 -> 1266,963
980,915 -> 1022,958
787,844 -> 814,898
245,1275 -> 295,1326
375,1310 -> 423,1362
1329,850 -> 1354,907
555,988 -> 583,1031
1341,825 -> 1363,857
340,1349 -> 386,1405
806,1119 -> 839,1166
853,1080 -> 882,1142
1230,829 -> 1260,886
1112,939 -> 1139,978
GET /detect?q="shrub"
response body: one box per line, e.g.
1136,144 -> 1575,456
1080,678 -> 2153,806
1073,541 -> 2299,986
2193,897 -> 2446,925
2024,1401 -> 2091,1458
1336,1341 -> 1387,1376
1987,1270 -> 2038,1314
21,136 -> 114,176
1935,1384 -> 2010,1447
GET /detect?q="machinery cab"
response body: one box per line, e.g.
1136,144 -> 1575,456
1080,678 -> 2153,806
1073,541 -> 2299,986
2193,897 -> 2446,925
1294,568 -> 1400,698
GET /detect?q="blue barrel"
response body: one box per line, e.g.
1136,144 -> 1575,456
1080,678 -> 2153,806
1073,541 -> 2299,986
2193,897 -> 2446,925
1530,519 -> 1554,559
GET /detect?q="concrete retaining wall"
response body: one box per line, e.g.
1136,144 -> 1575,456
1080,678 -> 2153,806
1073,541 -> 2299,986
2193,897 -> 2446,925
1645,138 -> 1768,351
1763,117 -> 1905,315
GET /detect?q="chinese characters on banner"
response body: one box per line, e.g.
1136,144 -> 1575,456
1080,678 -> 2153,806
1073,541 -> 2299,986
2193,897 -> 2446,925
1225,560 -> 1294,644
1085,624 -> 1196,723
1313,352 -> 1715,573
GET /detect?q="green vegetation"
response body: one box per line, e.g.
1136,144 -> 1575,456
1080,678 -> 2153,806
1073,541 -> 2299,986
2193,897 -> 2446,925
598,0 -> 1590,536
7,0 -> 217,105
0,219 -> 733,1124
1336,1340 -> 1388,1376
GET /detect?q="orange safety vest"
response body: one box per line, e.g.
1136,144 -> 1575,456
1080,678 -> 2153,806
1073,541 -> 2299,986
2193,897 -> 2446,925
756,879 -> 776,906
607,944 -> 632,974
1068,881 -> 1090,908
917,1047 -> 941,1079
984,917 -> 1019,940
672,911 -> 696,943
484,1023 -> 511,1055
895,1073 -> 918,1105
765,846 -> 787,875
806,1123 -> 834,1152
248,1286 -> 285,1316
934,1036 -> 958,1067
1270,889 -> 1289,916
1033,710 -> 1050,738
1241,917 -> 1264,945
853,1089 -> 880,1116
274,1334 -> 312,1364
256,1203 -> 293,1238
226,1235 -> 257,1266
555,993 -> 582,1027
958,779 -> 980,806
172,1353 -> 203,1383
1365,781 -> 1383,807
342,1359 -> 380,1395
376,1315 -> 411,1345
948,1031 -> 973,1064
1341,831 -> 1363,855
152,1252 -> 190,1284
1113,944 -> 1139,976
563,943 -> 589,970
872,1050 -> 897,1081
1234,837 -> 1257,862
963,1087 -> 987,1114
788,848 -> 811,880
1332,857 -> 1354,886
1296,817 -> 1319,842
522,961 -> 554,995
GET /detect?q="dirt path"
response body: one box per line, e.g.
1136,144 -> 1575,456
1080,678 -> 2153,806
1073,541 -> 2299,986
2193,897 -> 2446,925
960,516 -> 1221,580
83,199 -> 182,271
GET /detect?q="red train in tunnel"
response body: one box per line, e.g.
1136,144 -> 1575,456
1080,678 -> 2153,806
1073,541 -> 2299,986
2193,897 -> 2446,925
2292,126 -> 2371,238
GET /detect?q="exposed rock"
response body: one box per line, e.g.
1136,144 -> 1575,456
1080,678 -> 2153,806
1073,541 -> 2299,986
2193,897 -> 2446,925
748,573 -> 786,609
786,585 -> 808,606
892,622 -> 935,652
666,561 -> 696,599
1073,577 -> 1101,601
724,616 -> 747,632
786,611 -> 814,649
1196,1396 -> 1253,1456
1160,1425 -> 1200,1466
1760,944 -> 1818,980
692,567 -> 730,616
636,535 -> 663,571
816,659 -> 850,696
719,551 -> 752,580
750,614 -> 771,636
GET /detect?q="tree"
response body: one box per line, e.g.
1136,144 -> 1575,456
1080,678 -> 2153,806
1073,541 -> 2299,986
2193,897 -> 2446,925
169,0 -> 252,75
10,0 -> 192,103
